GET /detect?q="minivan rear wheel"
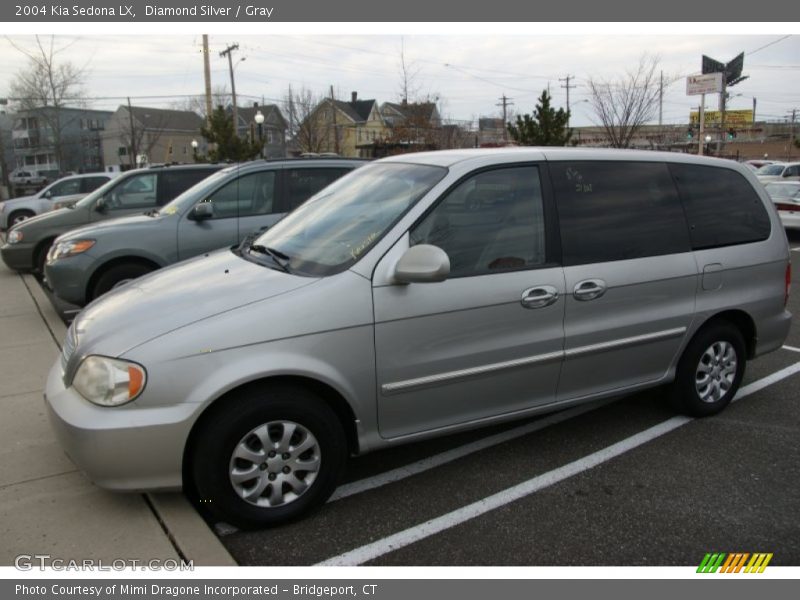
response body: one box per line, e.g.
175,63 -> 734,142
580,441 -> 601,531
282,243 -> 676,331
190,385 -> 347,529
670,321 -> 746,417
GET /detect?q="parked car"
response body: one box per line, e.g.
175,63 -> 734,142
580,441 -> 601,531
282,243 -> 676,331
744,159 -> 776,171
1,164 -> 223,273
9,169 -> 48,187
764,181 -> 800,230
756,162 -> 800,183
44,149 -> 791,529
0,173 -> 115,230
44,158 -> 365,305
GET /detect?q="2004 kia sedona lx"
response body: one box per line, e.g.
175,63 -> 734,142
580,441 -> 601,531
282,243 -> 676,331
45,149 -> 792,528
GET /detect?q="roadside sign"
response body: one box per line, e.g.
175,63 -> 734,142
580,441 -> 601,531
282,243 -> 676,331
687,73 -> 723,96
690,109 -> 754,125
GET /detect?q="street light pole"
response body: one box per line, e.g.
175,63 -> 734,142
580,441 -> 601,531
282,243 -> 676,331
254,110 -> 265,159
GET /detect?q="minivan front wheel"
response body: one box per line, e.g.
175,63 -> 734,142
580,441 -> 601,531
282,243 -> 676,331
670,321 -> 746,417
190,385 -> 347,529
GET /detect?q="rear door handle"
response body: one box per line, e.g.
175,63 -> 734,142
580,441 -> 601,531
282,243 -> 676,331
573,279 -> 607,301
521,285 -> 559,309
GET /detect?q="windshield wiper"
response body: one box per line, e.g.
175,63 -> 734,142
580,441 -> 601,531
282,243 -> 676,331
249,244 -> 292,273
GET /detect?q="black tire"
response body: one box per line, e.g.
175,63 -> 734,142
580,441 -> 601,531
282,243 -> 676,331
669,320 -> 746,417
8,210 -> 35,228
34,239 -> 54,274
190,385 -> 347,529
90,262 -> 154,301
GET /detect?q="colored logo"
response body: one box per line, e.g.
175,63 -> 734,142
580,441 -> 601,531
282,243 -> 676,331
697,552 -> 773,573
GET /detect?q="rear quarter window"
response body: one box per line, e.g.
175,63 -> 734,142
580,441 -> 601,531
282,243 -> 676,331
669,164 -> 771,249
550,161 -> 691,266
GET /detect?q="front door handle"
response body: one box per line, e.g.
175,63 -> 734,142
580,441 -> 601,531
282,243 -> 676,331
521,285 -> 559,309
573,279 -> 607,301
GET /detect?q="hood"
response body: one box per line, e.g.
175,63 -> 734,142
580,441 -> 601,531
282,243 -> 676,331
10,206 -> 76,230
71,250 -> 318,359
2,194 -> 37,207
59,213 -> 164,241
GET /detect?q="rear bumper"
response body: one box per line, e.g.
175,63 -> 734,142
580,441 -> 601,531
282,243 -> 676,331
44,360 -> 199,492
754,309 -> 793,357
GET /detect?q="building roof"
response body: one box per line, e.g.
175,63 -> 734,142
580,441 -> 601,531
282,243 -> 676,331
382,101 -> 438,122
126,106 -> 204,132
332,99 -> 377,123
237,104 -> 288,129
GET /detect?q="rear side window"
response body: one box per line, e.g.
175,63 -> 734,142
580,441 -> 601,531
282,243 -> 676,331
551,161 -> 691,265
82,177 -> 110,193
284,168 -> 352,210
669,164 -> 770,249
160,170 -> 216,204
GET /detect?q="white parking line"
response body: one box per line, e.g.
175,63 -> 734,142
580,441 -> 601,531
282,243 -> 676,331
317,360 -> 800,566
782,345 -> 800,353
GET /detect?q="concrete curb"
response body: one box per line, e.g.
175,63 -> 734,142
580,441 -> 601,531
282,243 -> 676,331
2,267 -> 236,566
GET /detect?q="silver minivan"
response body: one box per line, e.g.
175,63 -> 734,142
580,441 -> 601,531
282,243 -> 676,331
45,149 -> 792,528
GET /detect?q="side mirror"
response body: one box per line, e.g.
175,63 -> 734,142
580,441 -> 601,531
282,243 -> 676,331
191,202 -> 214,221
95,196 -> 107,212
394,244 -> 450,284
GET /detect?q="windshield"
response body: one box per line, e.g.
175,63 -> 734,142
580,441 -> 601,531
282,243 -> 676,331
248,162 -> 447,276
158,165 -> 240,215
757,164 -> 785,176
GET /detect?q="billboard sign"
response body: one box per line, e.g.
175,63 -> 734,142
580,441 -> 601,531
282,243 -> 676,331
687,73 -> 723,95
689,110 -> 754,125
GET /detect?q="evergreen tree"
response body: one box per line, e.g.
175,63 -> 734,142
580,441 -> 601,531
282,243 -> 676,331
198,106 -> 262,162
507,90 -> 572,146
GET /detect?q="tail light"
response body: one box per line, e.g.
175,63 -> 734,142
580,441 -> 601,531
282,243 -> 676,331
786,262 -> 792,307
775,202 -> 799,213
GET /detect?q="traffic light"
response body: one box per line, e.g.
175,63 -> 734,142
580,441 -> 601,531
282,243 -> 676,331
727,129 -> 736,140
687,128 -> 694,140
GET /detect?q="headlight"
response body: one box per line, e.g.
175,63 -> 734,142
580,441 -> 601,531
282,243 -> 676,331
7,229 -> 23,244
49,239 -> 95,260
72,355 -> 146,407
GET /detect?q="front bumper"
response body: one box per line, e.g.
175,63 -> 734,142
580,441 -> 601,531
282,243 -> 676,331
44,253 -> 95,305
0,241 -> 36,271
44,359 -> 200,492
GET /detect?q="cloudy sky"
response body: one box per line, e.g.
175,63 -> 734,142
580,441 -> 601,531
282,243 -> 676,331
0,33 -> 797,127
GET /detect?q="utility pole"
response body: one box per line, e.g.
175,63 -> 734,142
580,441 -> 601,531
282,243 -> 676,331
658,70 -> 663,126
202,35 -> 213,125
789,108 -> 797,160
127,97 -> 138,167
698,99 -> 706,157
220,43 -> 240,138
329,85 -> 339,155
718,78 -> 728,155
496,94 -> 514,142
559,75 -> 576,128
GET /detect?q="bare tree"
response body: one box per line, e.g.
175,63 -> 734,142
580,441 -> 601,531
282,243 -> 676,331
586,54 -> 662,149
117,107 -> 169,166
283,86 -> 331,154
397,37 -> 421,104
170,85 -> 230,119
7,35 -> 88,171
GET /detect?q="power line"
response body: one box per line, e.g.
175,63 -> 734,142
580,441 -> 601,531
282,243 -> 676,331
747,35 -> 793,56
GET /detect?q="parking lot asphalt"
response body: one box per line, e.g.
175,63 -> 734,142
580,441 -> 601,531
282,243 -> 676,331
3,230 -> 799,568
219,230 -> 800,566
0,244 -> 235,567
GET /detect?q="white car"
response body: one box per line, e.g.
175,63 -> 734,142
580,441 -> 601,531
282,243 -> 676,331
764,181 -> 800,230
756,162 -> 800,183
0,173 -> 115,229
9,169 -> 49,187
